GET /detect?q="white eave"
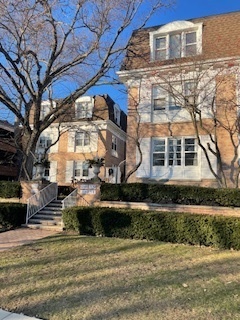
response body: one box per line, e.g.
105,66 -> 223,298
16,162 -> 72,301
117,56 -> 240,83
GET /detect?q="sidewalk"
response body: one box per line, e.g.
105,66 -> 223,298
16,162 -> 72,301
0,227 -> 59,252
0,309 -> 42,319
0,228 -> 59,319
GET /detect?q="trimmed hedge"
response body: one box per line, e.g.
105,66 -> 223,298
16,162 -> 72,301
100,183 -> 240,207
0,181 -> 22,198
0,203 -> 26,231
62,206 -> 240,250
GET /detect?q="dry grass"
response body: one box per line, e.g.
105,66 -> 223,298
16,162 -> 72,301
1,233 -> 240,320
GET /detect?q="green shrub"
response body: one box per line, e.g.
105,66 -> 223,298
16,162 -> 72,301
100,183 -> 240,207
63,206 -> 240,250
0,181 -> 22,198
0,203 -> 26,231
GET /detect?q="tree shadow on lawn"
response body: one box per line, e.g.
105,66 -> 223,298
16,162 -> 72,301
2,245 -> 240,319
12,260 -> 240,320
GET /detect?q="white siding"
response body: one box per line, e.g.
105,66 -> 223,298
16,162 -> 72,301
49,161 -> 57,182
200,135 -> 217,179
65,160 -> 74,183
67,131 -> 75,152
136,138 -> 151,177
49,131 -> 59,153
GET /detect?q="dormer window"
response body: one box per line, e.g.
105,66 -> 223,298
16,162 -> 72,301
75,96 -> 94,119
150,21 -> 202,61
113,104 -> 121,126
40,100 -> 56,119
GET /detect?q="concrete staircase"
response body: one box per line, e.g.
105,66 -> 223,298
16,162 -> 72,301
26,199 -> 63,231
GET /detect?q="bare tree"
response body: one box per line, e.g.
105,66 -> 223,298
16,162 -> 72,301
149,59 -> 239,188
124,82 -> 146,182
0,0 -> 171,180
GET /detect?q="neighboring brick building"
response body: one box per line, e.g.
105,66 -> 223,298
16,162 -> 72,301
34,94 -> 127,185
118,11 -> 240,188
0,120 -> 18,180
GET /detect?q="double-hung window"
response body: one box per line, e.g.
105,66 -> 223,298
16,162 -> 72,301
74,161 -> 89,178
152,137 -> 198,167
154,30 -> 197,61
76,101 -> 92,119
153,139 -> 166,166
155,37 -> 167,61
184,138 -> 198,166
184,81 -> 196,107
152,85 -> 181,112
114,104 -> 121,125
39,136 -> 52,148
75,131 -> 90,147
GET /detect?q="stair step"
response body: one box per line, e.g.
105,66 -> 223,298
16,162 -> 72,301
28,218 -> 62,226
44,206 -> 62,211
33,214 -> 62,220
40,209 -> 62,214
23,224 -> 63,231
47,203 -> 62,208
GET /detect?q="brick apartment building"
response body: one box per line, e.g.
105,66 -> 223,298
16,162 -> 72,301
118,11 -> 240,188
0,120 -> 18,180
34,94 -> 127,185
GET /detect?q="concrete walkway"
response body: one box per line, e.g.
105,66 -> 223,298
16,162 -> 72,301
0,227 -> 59,319
0,309 -> 42,319
0,227 -> 59,252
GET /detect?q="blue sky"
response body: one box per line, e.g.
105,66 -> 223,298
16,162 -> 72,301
88,0 -> 240,114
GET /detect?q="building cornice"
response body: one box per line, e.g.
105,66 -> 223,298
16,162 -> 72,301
117,56 -> 240,83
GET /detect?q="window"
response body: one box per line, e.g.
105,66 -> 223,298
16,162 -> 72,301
168,139 -> 182,166
150,21 -> 202,62
153,139 -> 165,166
75,132 -> 90,147
44,168 -> 50,177
155,37 -> 166,61
184,81 -> 196,107
76,101 -> 92,119
40,101 -> 56,119
39,136 -> 52,148
113,104 -> 121,125
184,138 -> 198,166
154,30 -> 197,61
111,135 -> 118,157
112,136 -> 117,151
152,85 -> 181,112
74,161 -> 89,178
152,137 -> 198,167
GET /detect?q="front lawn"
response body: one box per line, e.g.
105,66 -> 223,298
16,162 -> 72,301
0,234 -> 240,320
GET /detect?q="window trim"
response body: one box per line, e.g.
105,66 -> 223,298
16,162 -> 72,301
111,135 -> 118,157
152,137 -> 198,168
152,84 -> 182,112
75,97 -> 94,119
75,131 -> 90,148
40,100 -> 56,120
149,21 -> 203,61
113,104 -> 121,126
73,161 -> 89,179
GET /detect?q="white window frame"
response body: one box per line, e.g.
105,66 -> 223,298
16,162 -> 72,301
113,104 -> 121,125
152,137 -> 198,168
75,97 -> 94,119
40,101 -> 56,119
152,84 -> 182,112
38,136 -> 52,148
111,135 -> 118,157
150,21 -> 202,61
75,131 -> 90,147
74,161 -> 89,179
